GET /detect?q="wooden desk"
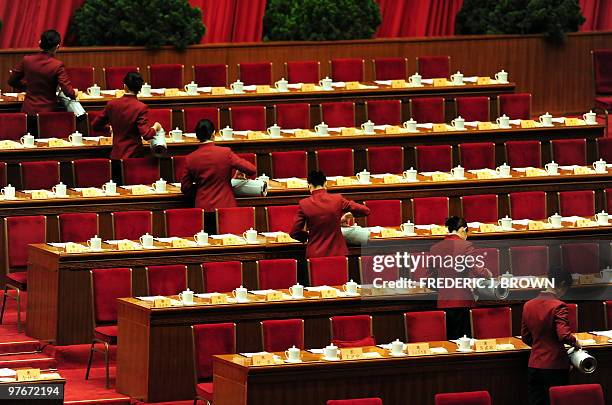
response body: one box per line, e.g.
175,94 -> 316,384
211,336 -> 612,405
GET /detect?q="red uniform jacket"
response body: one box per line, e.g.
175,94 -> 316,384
521,292 -> 577,369
430,234 -> 489,309
8,52 -> 76,115
290,189 -> 370,258
92,94 -> 156,159
180,143 -> 256,212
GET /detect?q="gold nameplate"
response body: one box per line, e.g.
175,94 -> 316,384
341,127 -> 356,136
286,179 -> 308,188
48,138 -> 71,147
172,238 -> 191,248
477,122 -> 494,130
335,177 -> 357,186
118,241 -> 138,251
131,185 -> 151,195
475,339 -> 497,352
301,83 -> 316,92
528,221 -> 546,230
99,137 -> 112,145
520,120 -> 537,129
31,190 -> 48,200
431,173 -> 452,182
276,232 -> 294,243
65,242 -> 87,254
340,347 -> 363,360
430,225 -> 448,235
479,223 -> 498,233
525,168 -> 547,177
432,78 -> 448,87
256,85 -> 271,93
385,126 -> 402,134
293,129 -> 310,137
576,219 -> 597,228
153,297 -> 171,308
381,228 -> 401,238
579,274 -> 596,285
345,81 -> 361,90
252,353 -> 275,366
383,174 -> 401,184
81,188 -> 103,197
320,289 -> 338,299
164,88 -> 180,97
407,342 -> 431,356
476,171 -> 495,180
564,118 -> 580,126
211,87 -> 226,95
0,140 -> 21,149
432,123 -> 447,132
115,90 -> 125,98
574,166 -> 595,175
391,79 -> 406,88
266,291 -> 283,301
224,235 -> 245,245
477,77 -> 491,85
209,294 -> 228,305
16,368 -> 41,382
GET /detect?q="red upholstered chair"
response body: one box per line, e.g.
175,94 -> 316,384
477,247 -> 500,277
415,145 -> 453,172
550,384 -> 604,405
320,101 -> 356,128
461,194 -> 499,223
232,152 -> 258,180
470,307 -> 512,339
596,137 -> 612,162
164,208 -> 205,237
330,315 -> 375,348
416,55 -> 451,79
363,200 -> 402,227
509,191 -> 547,220
147,64 -> 183,88
359,255 -> 399,285
412,197 -> 449,225
72,158 -> 112,188
510,246 -> 549,277
316,148 -> 354,177
592,49 -> 612,110
148,109 -> 172,132
0,113 -> 27,141
261,319 -> 304,352
145,265 -> 187,296
561,243 -> 600,275
37,112 -> 76,138
59,213 -> 99,242
87,110 -> 110,137
551,139 -> 587,166
202,261 -> 243,293
567,303 -> 578,332
111,210 -> 153,240
285,61 -> 320,84
330,58 -> 365,82
366,146 -> 404,174
410,97 -> 445,123
266,205 -> 300,233
192,323 -> 236,404
275,103 -> 310,129
193,64 -> 228,87
182,107 -> 220,132
366,100 -> 402,125
435,391 -> 491,405
229,106 -> 267,131
257,259 -> 298,290
1,215 -> 46,331
103,66 -> 139,89
308,256 -> 349,287
454,96 -> 490,122
606,189 -> 612,211
171,155 -> 187,182
216,207 -> 256,234
498,93 -> 532,119
604,301 -> 612,329
120,157 -> 160,185
20,161 -> 60,190
238,62 -> 273,85
558,190 -> 596,217
373,57 -> 407,80
0,163 -> 6,188
505,140 -> 542,167
65,66 -> 95,90
86,267 -> 132,388
404,311 -> 446,343
328,399 -> 383,405
459,142 -> 496,170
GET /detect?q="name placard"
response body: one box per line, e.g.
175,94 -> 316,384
391,79 -> 406,88
293,129 -> 309,137
340,347 -> 363,360
118,241 -> 138,251
211,87 -> 226,95
381,228 -> 401,238
82,188 -> 103,197
430,225 -> 448,236
49,138 -> 71,147
335,177 -> 356,186
320,289 -> 338,299
221,236 -> 243,245
525,168 -> 547,177
153,297 -> 171,308
477,122 -> 494,130
345,81 -> 361,90
131,185 -> 151,195
406,342 -> 431,356
432,123 -> 447,132
16,368 -> 41,382
99,137 -> 112,145
576,219 -> 597,228
383,174 -> 401,184
255,85 -> 271,93
528,221 -> 546,230
341,127 -> 356,136
65,242 -> 87,254
476,171 -> 495,180
164,88 -> 180,97
432,78 -> 448,87
479,223 -> 498,233
209,294 -> 228,305
0,140 -> 21,149
266,291 -> 283,301
172,238 -> 191,248
579,274 -> 596,285
431,173 -> 452,182
251,353 -> 275,366
301,83 -> 316,92
520,120 -> 537,129
276,232 -> 294,243
247,131 -> 266,140
477,77 -> 491,85
385,126 -> 402,134
115,90 -> 125,98
475,339 -> 497,352
573,166 -> 595,175
564,118 -> 580,126
31,190 -> 48,200
286,179 -> 308,188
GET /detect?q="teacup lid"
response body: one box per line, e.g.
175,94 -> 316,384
412,72 -> 420,76
235,79 -> 243,84
184,288 -> 192,292
406,117 -> 416,122
5,184 -> 12,188
455,116 -> 464,120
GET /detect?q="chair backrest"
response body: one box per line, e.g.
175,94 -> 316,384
558,190 -> 595,217
596,137 -> 612,162
20,161 -> 60,190
285,60 -> 320,84
193,64 -> 228,87
415,145 -> 453,172
216,207 -> 256,235
271,150 -> 308,179
91,268 -> 132,324
4,216 -> 46,269
363,200 -> 402,227
509,191 -> 547,220
192,323 -> 236,380
410,97 -> 445,123
148,64 -> 184,88
328,398 -> 383,405
470,307 -> 512,339
504,140 -> 542,167
182,107 -> 220,132
605,301 -> 612,329
65,66 -> 95,90
592,49 -> 612,95
171,155 -> 188,182
330,314 -> 375,347
411,197 -> 449,225
37,112 -> 76,138
330,58 -> 365,82
366,146 -> 404,174
550,384 -> 604,405
606,188 -> 612,211
308,256 -> 348,286
435,391 -> 491,405
233,152 -> 258,180
275,103 -> 310,129
373,57 -> 407,80
59,213 -> 99,242
498,93 -> 532,120
87,110 -> 110,137
164,208 -> 205,237
121,157 -> 160,185
111,210 -> 153,240
238,62 -> 273,85
359,256 -> 400,285
148,109 -> 172,132
320,102 -> 356,128
229,106 -> 267,131
477,248 -> 500,277
459,142 -> 496,170
72,158 -> 112,188
0,113 -> 27,141
567,303 -> 578,332
416,55 -> 451,79
454,96 -> 490,122
146,264 -> 187,296
404,311 -> 446,342
257,259 -> 298,290
202,261 -> 242,293
103,66 -> 139,89
551,138 -> 587,166
265,205 -> 300,233
509,245 -> 549,276
0,162 -> 6,188
561,243 -> 599,275
365,99 -> 402,125
315,148 -> 354,177
261,319 -> 304,352
461,194 -> 498,223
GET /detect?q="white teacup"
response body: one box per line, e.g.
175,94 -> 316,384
451,165 -> 464,179
194,231 -> 208,246
548,213 -> 562,228
409,73 -> 422,86
140,83 -> 152,97
184,81 -> 198,95
343,280 -> 358,295
315,122 -> 328,135
87,84 -> 101,97
545,161 -> 558,175
361,120 -> 375,134
451,71 -> 464,85
170,127 -> 183,142
401,221 -> 415,235
390,339 -> 404,356
323,344 -> 339,360
243,228 -> 258,243
457,335 -> 471,351
319,77 -> 333,90
139,233 -> 154,248
102,180 -> 116,195
267,124 -> 281,138
230,80 -> 244,94
539,112 -> 553,127
403,118 -> 417,132
258,173 -> 270,184
583,110 -> 597,125
275,78 -> 289,92
496,115 -> 510,129
87,235 -> 102,251
357,170 -> 370,184
153,179 -> 167,193
498,216 -> 513,230
290,283 -> 304,298
495,70 -> 508,83
69,131 -> 83,145
593,159 -> 607,173
596,211 -> 609,226
221,126 -> 233,140
179,288 -> 194,304
1,184 -> 15,199
496,163 -> 511,177
233,286 -> 248,302
285,346 -> 301,362
403,167 -> 417,181
52,182 -> 67,197
20,133 -> 34,147
451,116 -> 465,130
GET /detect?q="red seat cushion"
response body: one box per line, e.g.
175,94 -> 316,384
595,96 -> 612,109
94,325 -> 118,344
196,382 -> 214,401
333,336 -> 376,348
6,272 -> 27,288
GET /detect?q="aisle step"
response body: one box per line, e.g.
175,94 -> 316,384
0,352 -> 57,369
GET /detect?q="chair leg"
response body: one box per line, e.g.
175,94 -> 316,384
104,342 -> 110,389
15,289 -> 21,333
85,341 -> 95,380
0,286 -> 8,325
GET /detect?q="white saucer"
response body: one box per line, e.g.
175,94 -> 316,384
246,240 -> 260,245
453,176 -> 467,180
285,359 -> 302,363
235,299 -> 250,303
195,242 -> 210,247
550,225 -> 563,229
322,356 -> 340,361
89,248 -> 104,252
456,348 -> 474,353
342,292 -> 360,297
363,131 -> 376,135
390,352 -> 407,357
104,192 -> 120,196
541,124 -> 554,127
546,173 -> 561,176
404,130 -> 420,133
290,295 -> 305,300
403,232 -> 418,237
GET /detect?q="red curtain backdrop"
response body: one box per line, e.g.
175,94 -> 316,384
0,0 -> 610,48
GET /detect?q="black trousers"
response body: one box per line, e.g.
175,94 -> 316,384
527,368 -> 569,405
445,307 -> 471,340
204,211 -> 217,235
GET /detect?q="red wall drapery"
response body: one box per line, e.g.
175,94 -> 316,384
375,0 -> 464,38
